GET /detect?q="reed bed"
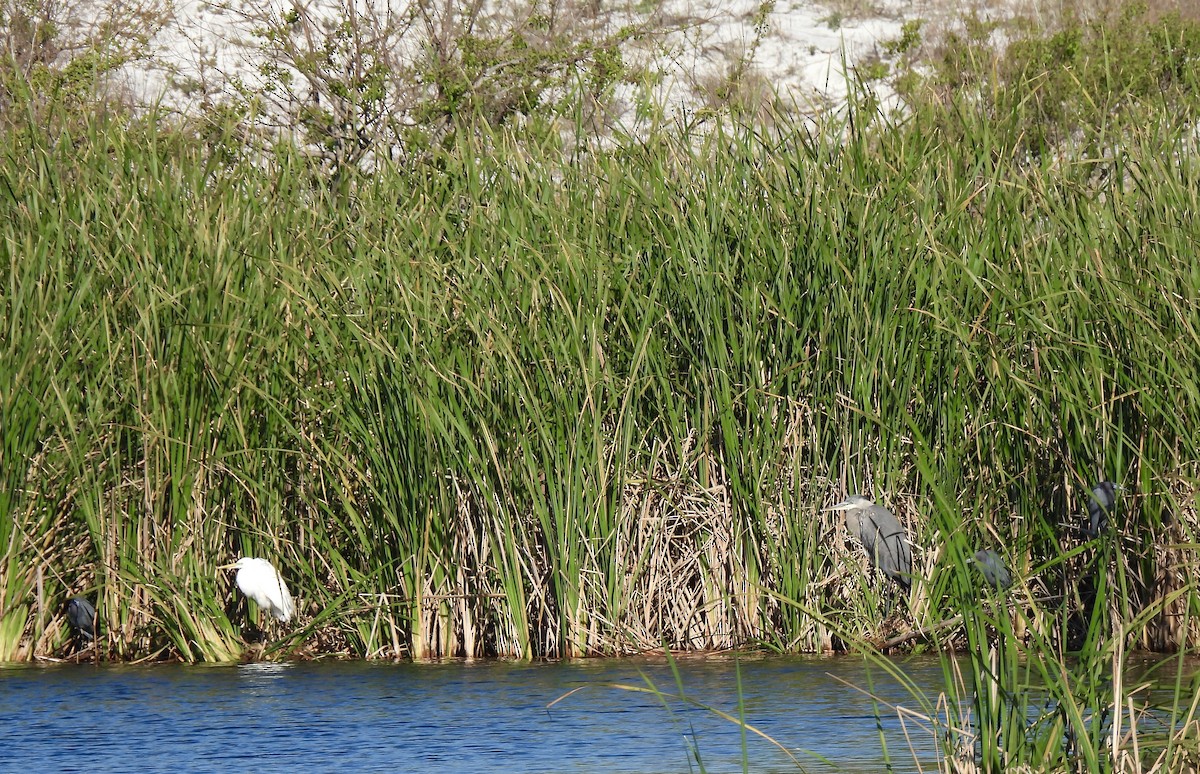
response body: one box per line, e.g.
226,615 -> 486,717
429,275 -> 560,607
2,77 -> 1200,669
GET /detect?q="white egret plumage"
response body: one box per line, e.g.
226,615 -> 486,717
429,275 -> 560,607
219,557 -> 295,622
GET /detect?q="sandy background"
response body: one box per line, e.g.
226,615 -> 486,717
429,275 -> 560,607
117,0 -> 980,126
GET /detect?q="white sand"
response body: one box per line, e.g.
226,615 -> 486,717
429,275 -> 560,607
119,0 -> 924,128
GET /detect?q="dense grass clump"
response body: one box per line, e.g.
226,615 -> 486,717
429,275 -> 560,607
4,0 -> 1200,674
2,91 -> 1199,667
890,2 -> 1200,160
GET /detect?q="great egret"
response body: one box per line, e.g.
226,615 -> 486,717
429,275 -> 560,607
66,596 -> 96,641
827,494 -> 912,591
219,557 -> 295,622
1085,481 -> 1119,539
971,549 -> 1013,589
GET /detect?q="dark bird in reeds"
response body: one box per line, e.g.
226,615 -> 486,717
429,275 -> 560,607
828,494 -> 912,591
1085,481 -> 1119,539
66,596 -> 96,641
971,549 -> 1013,589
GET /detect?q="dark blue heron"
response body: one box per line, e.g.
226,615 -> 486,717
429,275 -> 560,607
971,549 -> 1012,589
1084,481 -> 1118,539
828,495 -> 912,591
66,596 -> 96,641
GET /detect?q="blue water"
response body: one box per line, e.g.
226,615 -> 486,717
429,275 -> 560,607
0,655 -> 954,773
2,653 -> 1191,773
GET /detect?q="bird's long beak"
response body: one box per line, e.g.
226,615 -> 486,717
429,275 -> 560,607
825,499 -> 855,511
216,562 -> 238,571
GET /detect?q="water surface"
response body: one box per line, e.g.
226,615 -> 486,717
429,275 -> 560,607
0,653 -> 1190,773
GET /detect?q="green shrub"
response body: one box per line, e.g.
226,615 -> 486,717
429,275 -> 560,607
891,1 -> 1200,159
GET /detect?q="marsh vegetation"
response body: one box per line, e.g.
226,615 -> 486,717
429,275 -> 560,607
4,0 -> 1200,768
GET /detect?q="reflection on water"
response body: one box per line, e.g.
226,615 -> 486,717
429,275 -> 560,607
0,654 -> 1192,773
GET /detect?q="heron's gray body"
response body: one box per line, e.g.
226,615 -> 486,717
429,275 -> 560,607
1085,481 -> 1118,538
972,549 -> 1012,589
66,596 -> 96,641
830,495 -> 912,591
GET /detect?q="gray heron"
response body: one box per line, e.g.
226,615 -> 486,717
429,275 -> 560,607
828,494 -> 912,591
66,596 -> 96,641
971,549 -> 1013,589
1084,481 -> 1118,539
